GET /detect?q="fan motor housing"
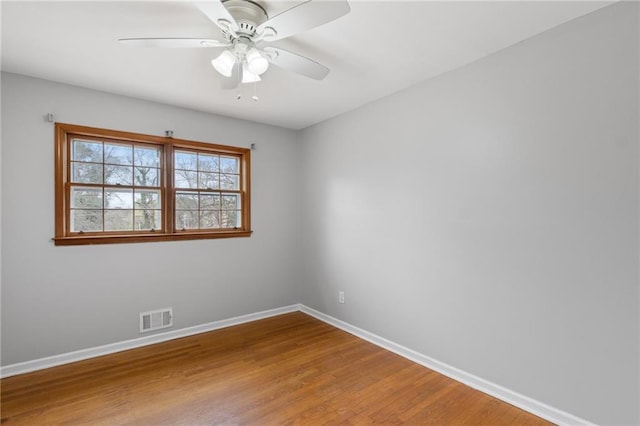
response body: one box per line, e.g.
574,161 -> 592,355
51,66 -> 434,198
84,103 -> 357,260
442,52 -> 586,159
222,0 -> 268,37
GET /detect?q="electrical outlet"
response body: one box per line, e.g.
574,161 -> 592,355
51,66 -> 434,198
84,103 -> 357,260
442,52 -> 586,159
339,291 -> 345,304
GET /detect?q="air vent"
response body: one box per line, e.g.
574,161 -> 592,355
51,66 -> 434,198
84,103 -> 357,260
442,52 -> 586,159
140,307 -> 173,333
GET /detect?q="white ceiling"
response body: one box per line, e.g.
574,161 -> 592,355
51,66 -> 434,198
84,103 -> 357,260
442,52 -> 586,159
1,1 -> 612,130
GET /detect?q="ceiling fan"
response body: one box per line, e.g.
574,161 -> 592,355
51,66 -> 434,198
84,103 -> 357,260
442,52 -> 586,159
119,0 -> 350,90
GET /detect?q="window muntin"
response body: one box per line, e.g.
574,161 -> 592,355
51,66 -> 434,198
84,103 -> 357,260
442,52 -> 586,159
55,123 -> 251,245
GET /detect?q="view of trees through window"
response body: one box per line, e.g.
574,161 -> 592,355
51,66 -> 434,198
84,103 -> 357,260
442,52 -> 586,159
55,123 -> 251,245
174,150 -> 241,230
70,139 -> 161,232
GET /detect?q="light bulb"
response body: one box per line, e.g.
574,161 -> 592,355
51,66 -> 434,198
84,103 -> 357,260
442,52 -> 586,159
211,50 -> 236,77
246,48 -> 269,75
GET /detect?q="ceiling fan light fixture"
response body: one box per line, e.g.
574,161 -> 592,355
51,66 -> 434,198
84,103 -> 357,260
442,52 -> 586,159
120,0 -> 350,90
211,50 -> 236,77
246,47 -> 269,75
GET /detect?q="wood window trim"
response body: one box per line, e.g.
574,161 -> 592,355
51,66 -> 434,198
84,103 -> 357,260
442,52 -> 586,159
54,123 -> 251,246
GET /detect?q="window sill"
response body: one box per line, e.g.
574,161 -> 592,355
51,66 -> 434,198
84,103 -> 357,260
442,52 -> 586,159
53,230 -> 253,246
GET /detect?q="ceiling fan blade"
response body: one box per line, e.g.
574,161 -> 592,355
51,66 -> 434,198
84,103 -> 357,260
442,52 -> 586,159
118,38 -> 229,48
256,0 -> 350,42
221,61 -> 242,90
264,47 -> 329,80
195,1 -> 239,33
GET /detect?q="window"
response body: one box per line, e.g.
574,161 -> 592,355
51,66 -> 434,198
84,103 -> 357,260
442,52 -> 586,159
54,123 -> 251,245
173,150 -> 242,230
68,139 -> 162,233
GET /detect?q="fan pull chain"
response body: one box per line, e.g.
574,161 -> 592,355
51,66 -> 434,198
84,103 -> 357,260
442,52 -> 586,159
236,61 -> 242,100
252,82 -> 259,101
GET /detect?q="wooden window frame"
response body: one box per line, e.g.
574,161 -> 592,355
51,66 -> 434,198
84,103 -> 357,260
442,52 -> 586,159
54,123 -> 251,246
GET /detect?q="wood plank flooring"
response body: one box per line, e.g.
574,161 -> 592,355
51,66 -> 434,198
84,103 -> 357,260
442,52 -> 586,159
1,312 -> 552,425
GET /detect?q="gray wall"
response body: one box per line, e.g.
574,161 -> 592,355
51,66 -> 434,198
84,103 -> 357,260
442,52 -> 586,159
298,2 -> 639,425
1,72 -> 300,365
2,2 -> 639,425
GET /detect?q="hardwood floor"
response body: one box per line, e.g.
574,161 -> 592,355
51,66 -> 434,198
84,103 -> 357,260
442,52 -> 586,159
1,312 -> 552,425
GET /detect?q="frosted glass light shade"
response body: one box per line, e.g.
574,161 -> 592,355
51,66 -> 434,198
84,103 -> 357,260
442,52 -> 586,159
211,50 -> 236,77
246,48 -> 269,75
242,63 -> 261,83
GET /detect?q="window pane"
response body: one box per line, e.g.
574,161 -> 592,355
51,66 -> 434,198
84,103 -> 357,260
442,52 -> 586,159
220,174 -> 239,190
105,210 -> 133,231
176,210 -> 198,230
134,167 -> 159,187
198,154 -> 219,172
134,190 -> 160,209
175,151 -> 197,171
198,172 -> 219,190
105,165 -> 133,186
134,146 -> 160,167
221,194 -> 239,210
220,210 -> 239,228
71,209 -> 103,232
175,170 -> 197,189
200,210 -> 220,229
200,194 -> 220,210
71,187 -> 103,208
135,210 -> 161,230
72,140 -> 103,163
72,162 -> 103,184
105,189 -> 133,209
220,156 -> 239,173
176,192 -> 198,210
104,143 -> 133,165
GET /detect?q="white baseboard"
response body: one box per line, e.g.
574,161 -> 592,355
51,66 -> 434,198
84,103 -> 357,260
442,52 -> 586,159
0,304 -> 301,379
299,305 -> 596,426
1,303 -> 595,426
